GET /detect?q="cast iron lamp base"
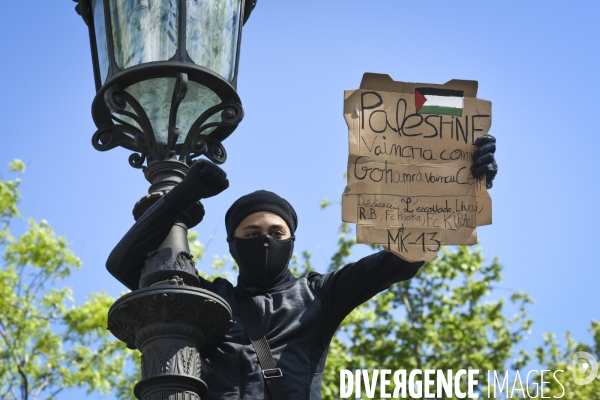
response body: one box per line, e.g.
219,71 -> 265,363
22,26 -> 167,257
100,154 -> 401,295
106,158 -> 233,399
108,286 -> 233,400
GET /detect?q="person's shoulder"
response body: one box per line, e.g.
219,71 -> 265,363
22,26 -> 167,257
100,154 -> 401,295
200,276 -> 234,293
211,276 -> 234,286
304,270 -> 324,282
303,270 -> 329,294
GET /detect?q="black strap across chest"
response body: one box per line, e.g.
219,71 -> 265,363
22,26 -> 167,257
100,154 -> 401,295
235,296 -> 290,400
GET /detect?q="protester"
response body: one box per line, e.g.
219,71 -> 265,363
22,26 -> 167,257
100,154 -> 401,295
106,136 -> 497,399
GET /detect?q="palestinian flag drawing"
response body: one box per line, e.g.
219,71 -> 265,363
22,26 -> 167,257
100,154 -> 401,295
415,87 -> 464,116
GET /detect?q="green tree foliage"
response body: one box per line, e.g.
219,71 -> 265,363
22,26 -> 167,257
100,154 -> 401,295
1,162 -> 598,399
0,161 -> 137,400
527,324 -> 600,399
318,221 -> 599,399
319,222 -> 532,398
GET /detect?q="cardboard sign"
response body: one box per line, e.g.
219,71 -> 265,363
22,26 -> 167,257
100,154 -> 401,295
342,73 -> 492,262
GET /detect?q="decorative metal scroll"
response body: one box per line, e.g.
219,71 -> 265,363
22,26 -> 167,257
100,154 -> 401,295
91,72 -> 244,169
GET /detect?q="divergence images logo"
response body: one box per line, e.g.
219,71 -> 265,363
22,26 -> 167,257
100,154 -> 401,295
571,351 -> 598,385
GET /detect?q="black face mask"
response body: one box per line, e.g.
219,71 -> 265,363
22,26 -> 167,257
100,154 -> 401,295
228,234 -> 295,288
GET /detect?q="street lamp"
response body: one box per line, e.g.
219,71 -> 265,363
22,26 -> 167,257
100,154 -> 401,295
73,0 -> 256,398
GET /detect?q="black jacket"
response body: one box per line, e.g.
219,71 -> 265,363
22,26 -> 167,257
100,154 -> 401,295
105,195 -> 423,399
199,251 -> 422,399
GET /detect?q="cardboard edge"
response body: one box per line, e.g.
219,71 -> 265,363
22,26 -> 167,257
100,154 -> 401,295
359,73 -> 479,98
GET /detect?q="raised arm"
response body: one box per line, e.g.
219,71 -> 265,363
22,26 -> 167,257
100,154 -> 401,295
105,160 -> 229,290
309,251 -> 423,331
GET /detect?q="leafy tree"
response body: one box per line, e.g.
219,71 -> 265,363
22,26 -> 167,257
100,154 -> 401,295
526,324 -> 600,399
478,325 -> 600,399
318,219 -> 600,399
0,160 -> 137,400
318,220 -> 534,399
0,159 -> 318,400
2,161 -> 598,400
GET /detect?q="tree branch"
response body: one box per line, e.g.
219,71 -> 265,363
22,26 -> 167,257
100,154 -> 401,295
0,381 -> 16,400
16,362 -> 28,400
401,291 -> 412,314
49,387 -> 63,398
0,318 -> 29,400
32,374 -> 51,400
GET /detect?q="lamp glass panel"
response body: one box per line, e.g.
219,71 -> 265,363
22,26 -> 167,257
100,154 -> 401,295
110,0 -> 178,70
175,80 -> 221,141
117,78 -> 220,145
186,0 -> 241,82
92,0 -> 109,83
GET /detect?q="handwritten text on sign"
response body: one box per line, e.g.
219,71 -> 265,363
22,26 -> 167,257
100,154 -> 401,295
342,74 -> 492,262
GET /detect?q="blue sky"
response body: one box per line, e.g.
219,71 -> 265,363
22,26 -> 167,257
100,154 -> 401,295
1,1 -> 599,398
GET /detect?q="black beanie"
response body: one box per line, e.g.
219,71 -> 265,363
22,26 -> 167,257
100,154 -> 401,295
225,190 -> 298,239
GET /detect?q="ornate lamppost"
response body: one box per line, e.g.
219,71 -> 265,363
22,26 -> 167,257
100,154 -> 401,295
73,0 -> 256,398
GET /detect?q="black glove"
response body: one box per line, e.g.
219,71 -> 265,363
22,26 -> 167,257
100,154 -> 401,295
166,159 -> 230,212
471,135 -> 497,189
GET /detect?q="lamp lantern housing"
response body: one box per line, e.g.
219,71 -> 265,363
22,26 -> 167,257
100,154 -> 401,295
75,0 -> 256,168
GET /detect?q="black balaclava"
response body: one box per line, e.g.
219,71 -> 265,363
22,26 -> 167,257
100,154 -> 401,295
225,191 -> 298,293
229,234 -> 294,288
